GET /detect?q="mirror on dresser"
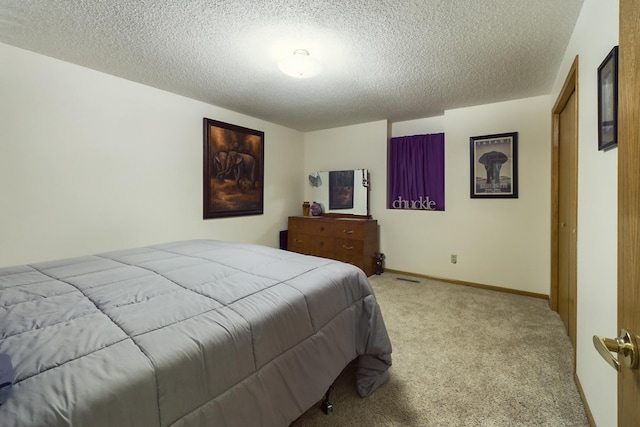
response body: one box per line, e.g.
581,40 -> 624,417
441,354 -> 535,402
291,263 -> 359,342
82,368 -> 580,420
308,169 -> 370,217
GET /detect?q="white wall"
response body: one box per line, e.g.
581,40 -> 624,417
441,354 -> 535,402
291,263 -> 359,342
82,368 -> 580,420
550,0 -> 619,425
391,97 -> 552,295
0,42 -> 304,266
303,97 -> 551,296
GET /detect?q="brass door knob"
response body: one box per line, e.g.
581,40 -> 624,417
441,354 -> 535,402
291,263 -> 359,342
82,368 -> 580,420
593,329 -> 639,371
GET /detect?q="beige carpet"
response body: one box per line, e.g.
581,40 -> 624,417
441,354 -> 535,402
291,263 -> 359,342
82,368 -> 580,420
291,273 -> 589,426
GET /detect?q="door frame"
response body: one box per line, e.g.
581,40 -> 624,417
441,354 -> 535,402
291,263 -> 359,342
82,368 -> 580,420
550,56 -> 579,356
618,1 -> 639,423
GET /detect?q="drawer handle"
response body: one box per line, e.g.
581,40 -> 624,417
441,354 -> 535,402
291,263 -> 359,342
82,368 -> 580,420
295,239 -> 303,243
319,226 -> 325,232
342,245 -> 354,250
343,229 -> 354,234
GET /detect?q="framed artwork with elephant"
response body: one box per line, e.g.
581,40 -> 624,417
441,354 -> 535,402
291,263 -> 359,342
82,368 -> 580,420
470,132 -> 518,198
203,118 -> 264,218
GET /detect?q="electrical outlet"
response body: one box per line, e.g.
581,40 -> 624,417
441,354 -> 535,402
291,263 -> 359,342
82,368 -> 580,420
451,254 -> 457,264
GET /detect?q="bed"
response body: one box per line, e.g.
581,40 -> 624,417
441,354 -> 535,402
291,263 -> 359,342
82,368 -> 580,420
0,239 -> 392,426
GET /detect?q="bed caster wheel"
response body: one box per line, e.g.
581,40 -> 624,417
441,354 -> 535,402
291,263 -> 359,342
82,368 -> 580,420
321,401 -> 333,415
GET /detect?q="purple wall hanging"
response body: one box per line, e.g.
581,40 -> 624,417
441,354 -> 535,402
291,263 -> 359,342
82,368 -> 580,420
388,133 -> 445,211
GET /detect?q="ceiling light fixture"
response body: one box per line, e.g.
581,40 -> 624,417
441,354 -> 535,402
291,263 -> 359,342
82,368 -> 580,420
277,49 -> 323,79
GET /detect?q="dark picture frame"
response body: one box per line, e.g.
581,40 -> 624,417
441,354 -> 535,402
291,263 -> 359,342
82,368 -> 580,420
329,170 -> 355,210
470,132 -> 518,198
203,118 -> 264,218
597,46 -> 619,151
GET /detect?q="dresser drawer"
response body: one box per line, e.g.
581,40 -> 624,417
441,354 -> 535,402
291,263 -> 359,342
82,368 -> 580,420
332,221 -> 365,240
288,233 -> 309,253
304,220 -> 333,237
334,238 -> 364,257
288,218 -> 307,234
309,237 -> 336,256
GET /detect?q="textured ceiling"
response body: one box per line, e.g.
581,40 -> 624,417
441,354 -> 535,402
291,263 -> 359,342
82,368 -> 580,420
0,0 -> 584,131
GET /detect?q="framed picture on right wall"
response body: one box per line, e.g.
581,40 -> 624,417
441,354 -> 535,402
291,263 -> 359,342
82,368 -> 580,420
470,132 -> 518,198
597,45 -> 619,151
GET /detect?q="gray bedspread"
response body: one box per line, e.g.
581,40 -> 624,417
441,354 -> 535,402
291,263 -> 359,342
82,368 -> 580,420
0,240 -> 392,426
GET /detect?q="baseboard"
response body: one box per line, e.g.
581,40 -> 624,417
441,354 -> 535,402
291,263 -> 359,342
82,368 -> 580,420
574,373 -> 596,427
383,269 -> 549,300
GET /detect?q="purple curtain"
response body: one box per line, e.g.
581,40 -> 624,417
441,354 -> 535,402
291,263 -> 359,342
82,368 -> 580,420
388,133 -> 445,211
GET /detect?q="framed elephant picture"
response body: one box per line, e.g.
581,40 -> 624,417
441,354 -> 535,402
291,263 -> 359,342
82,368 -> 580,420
470,132 -> 518,198
203,118 -> 264,218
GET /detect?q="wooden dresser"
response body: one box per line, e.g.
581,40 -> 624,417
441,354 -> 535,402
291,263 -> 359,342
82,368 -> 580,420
288,216 -> 379,276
